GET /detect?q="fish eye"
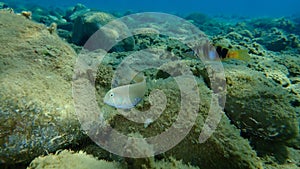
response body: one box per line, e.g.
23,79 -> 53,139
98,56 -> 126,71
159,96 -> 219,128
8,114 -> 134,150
110,92 -> 114,97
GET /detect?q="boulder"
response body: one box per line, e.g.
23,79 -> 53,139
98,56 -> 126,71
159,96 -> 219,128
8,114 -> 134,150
0,11 -> 83,163
71,11 -> 135,52
224,64 -> 298,142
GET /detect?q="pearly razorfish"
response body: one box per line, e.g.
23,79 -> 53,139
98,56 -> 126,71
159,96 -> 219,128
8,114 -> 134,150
103,73 -> 146,109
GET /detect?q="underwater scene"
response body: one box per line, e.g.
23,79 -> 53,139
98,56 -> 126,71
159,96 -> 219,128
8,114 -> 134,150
0,0 -> 299,169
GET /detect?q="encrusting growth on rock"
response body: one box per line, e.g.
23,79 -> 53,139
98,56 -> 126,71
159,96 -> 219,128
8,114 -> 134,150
20,11 -> 32,19
48,22 -> 57,34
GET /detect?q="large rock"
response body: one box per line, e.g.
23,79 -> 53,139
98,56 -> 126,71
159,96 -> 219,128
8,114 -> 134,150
65,3 -> 90,22
224,63 -> 298,142
0,11 -> 83,163
72,11 -> 135,52
71,11 -> 135,52
71,11 -> 115,46
89,50 -> 264,169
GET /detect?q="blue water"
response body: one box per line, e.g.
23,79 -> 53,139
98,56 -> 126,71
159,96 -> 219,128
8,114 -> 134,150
3,0 -> 300,17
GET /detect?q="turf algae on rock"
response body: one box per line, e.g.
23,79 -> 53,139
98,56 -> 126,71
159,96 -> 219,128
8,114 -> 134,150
0,11 -> 83,164
224,64 -> 298,142
27,150 -> 122,169
98,59 -> 264,169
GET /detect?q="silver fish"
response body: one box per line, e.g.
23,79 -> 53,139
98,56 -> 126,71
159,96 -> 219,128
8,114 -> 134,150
103,74 -> 146,109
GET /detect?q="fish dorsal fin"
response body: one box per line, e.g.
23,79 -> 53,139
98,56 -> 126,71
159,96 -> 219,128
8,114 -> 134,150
131,72 -> 145,84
